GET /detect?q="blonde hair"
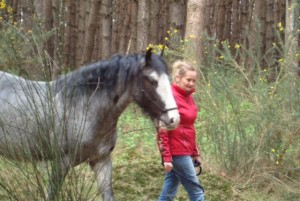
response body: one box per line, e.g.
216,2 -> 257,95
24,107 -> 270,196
172,60 -> 197,81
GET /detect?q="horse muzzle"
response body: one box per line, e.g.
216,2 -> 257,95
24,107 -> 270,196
156,108 -> 180,130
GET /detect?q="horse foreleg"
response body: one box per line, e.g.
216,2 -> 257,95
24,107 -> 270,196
46,157 -> 71,201
89,156 -> 115,201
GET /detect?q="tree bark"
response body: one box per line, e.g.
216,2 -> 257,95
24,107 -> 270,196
224,0 -> 233,42
240,0 -> 250,49
51,0 -> 65,79
285,0 -> 299,75
149,0 -> 160,44
249,0 -> 266,69
185,0 -> 205,63
129,0 -> 138,53
42,0 -> 54,77
76,0 -> 86,66
204,0 -> 215,37
111,0 -> 121,55
256,0 -> 267,68
274,0 -> 286,43
216,0 -> 226,43
94,11 -> 102,59
102,0 -> 113,59
158,0 -> 169,45
240,0 -> 254,69
64,0 -> 77,69
119,0 -> 131,54
137,0 -> 150,52
81,0 -> 101,64
231,0 -> 240,47
265,0 -> 275,70
169,0 -> 186,39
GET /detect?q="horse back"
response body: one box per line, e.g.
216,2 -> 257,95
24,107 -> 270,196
0,72 -> 52,159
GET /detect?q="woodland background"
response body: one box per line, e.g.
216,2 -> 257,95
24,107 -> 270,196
0,0 -> 300,200
0,0 -> 299,79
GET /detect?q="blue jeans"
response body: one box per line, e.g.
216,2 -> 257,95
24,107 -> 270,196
158,156 -> 205,201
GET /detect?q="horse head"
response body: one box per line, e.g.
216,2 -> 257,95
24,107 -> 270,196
134,48 -> 180,130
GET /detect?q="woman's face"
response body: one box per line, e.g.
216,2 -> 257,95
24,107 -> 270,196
175,70 -> 197,92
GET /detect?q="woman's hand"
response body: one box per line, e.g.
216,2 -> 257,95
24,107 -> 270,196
193,156 -> 201,161
163,162 -> 173,172
193,156 -> 201,165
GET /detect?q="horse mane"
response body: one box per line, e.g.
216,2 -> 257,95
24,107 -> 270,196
52,53 -> 168,100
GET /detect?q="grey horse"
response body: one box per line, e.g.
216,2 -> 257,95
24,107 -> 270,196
0,49 -> 179,200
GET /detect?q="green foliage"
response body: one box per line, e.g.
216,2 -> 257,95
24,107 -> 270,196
0,8 -> 53,80
117,105 -> 157,152
195,35 -> 300,196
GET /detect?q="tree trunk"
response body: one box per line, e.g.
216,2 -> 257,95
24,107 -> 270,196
94,12 -> 102,59
137,0 -> 150,52
240,0 -> 254,69
285,0 -> 299,75
169,0 -> 186,40
248,0 -> 266,69
149,0 -> 160,44
75,0 -> 86,67
185,0 -> 205,63
102,0 -> 113,59
158,0 -> 169,45
224,0 -> 233,43
81,0 -> 101,64
119,0 -> 131,54
51,0 -> 65,79
204,0 -> 214,37
111,0 -> 120,55
129,0 -> 138,53
240,0 -> 250,49
231,0 -> 240,47
42,0 -> 54,77
216,0 -> 226,43
64,0 -> 77,69
265,0 -> 275,76
256,0 -> 267,69
274,0 -> 286,45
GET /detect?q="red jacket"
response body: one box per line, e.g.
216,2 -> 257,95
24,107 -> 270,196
157,83 -> 199,162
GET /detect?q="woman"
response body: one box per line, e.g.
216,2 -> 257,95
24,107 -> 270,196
157,60 -> 204,201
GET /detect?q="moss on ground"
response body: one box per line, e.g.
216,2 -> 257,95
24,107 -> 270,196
113,158 -> 233,201
0,152 -> 298,200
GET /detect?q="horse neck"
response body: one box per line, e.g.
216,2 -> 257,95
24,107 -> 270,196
53,56 -> 140,118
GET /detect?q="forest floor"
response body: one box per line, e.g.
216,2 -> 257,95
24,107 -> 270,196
0,144 -> 298,200
112,147 -> 300,201
0,151 -> 298,200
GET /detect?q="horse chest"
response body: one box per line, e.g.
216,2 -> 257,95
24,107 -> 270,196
83,128 -> 117,161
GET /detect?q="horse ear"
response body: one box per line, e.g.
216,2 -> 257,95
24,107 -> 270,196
145,48 -> 152,64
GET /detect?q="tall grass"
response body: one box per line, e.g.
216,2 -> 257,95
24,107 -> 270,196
0,157 -> 99,201
195,39 -> 300,196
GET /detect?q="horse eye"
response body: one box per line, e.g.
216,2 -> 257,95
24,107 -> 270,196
145,76 -> 158,87
150,80 -> 158,87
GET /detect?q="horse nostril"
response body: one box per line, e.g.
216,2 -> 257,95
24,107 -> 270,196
170,118 -> 174,124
